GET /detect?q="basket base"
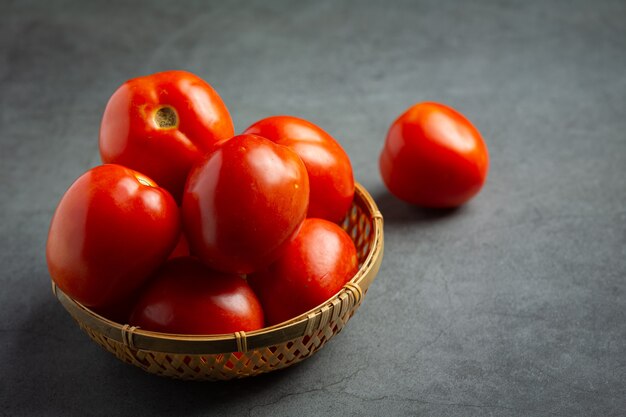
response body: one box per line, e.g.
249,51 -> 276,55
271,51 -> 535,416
75,306 -> 360,380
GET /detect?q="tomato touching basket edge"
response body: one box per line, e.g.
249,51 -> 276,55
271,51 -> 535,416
50,183 -> 383,379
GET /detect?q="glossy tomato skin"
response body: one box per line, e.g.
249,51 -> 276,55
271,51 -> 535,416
248,218 -> 358,326
379,102 -> 489,207
46,164 -> 180,310
99,70 -> 234,202
244,116 -> 354,223
129,257 -> 264,334
183,134 -> 310,274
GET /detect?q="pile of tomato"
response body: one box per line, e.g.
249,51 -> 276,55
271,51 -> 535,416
46,70 -> 489,335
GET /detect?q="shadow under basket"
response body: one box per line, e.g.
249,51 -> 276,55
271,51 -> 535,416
52,183 -> 384,380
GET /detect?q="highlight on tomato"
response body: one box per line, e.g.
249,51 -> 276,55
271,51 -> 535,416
244,115 -> 354,223
379,102 -> 489,208
182,134 -> 310,274
99,70 -> 234,202
46,164 -> 180,311
130,257 -> 264,334
248,218 -> 358,326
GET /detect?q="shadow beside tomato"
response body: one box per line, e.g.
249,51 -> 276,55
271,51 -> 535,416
373,188 -> 464,226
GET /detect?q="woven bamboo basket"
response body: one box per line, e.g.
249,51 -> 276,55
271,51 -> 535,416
52,182 -> 383,380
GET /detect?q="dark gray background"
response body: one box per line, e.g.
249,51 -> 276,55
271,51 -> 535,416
2,0 -> 625,416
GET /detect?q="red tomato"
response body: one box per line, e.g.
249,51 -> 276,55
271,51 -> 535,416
168,232 -> 190,260
46,164 -> 180,310
244,116 -> 354,223
248,218 -> 358,326
91,291 -> 141,324
182,134 -> 310,274
379,102 -> 489,207
99,70 -> 234,202
129,257 -> 264,334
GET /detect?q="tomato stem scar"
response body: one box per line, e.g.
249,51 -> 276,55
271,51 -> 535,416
154,106 -> 178,129
136,177 -> 153,187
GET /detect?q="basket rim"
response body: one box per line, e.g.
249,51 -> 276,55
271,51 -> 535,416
53,182 -> 384,354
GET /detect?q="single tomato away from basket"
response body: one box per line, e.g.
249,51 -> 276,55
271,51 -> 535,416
379,102 -> 489,207
182,134 -> 310,275
244,115 -> 354,223
99,70 -> 234,202
46,164 -> 180,311
248,218 -> 358,326
130,257 -> 264,334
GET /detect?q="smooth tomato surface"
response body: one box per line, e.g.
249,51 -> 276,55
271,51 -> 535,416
46,164 -> 180,309
99,70 -> 234,201
248,218 -> 358,326
168,233 -> 190,260
129,257 -> 264,334
91,290 -> 142,324
183,134 -> 310,274
379,102 -> 489,207
244,116 -> 354,223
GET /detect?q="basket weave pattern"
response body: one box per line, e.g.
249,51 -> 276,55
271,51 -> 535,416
55,183 -> 383,380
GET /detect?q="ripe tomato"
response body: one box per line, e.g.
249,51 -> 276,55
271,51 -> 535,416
46,164 -> 180,310
129,257 -> 264,334
379,102 -> 489,207
244,116 -> 354,223
168,233 -> 190,260
182,134 -> 310,274
248,218 -> 358,326
91,291 -> 141,324
99,70 -> 234,202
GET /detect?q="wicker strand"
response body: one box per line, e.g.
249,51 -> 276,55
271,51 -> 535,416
120,325 -> 129,347
51,281 -> 58,297
343,282 -> 363,307
234,331 -> 247,352
121,325 -> 139,350
372,210 -> 383,220
338,292 -> 351,318
330,297 -> 342,322
304,312 -> 317,336
318,304 -> 332,331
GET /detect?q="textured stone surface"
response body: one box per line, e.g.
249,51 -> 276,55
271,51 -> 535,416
1,0 -> 626,415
